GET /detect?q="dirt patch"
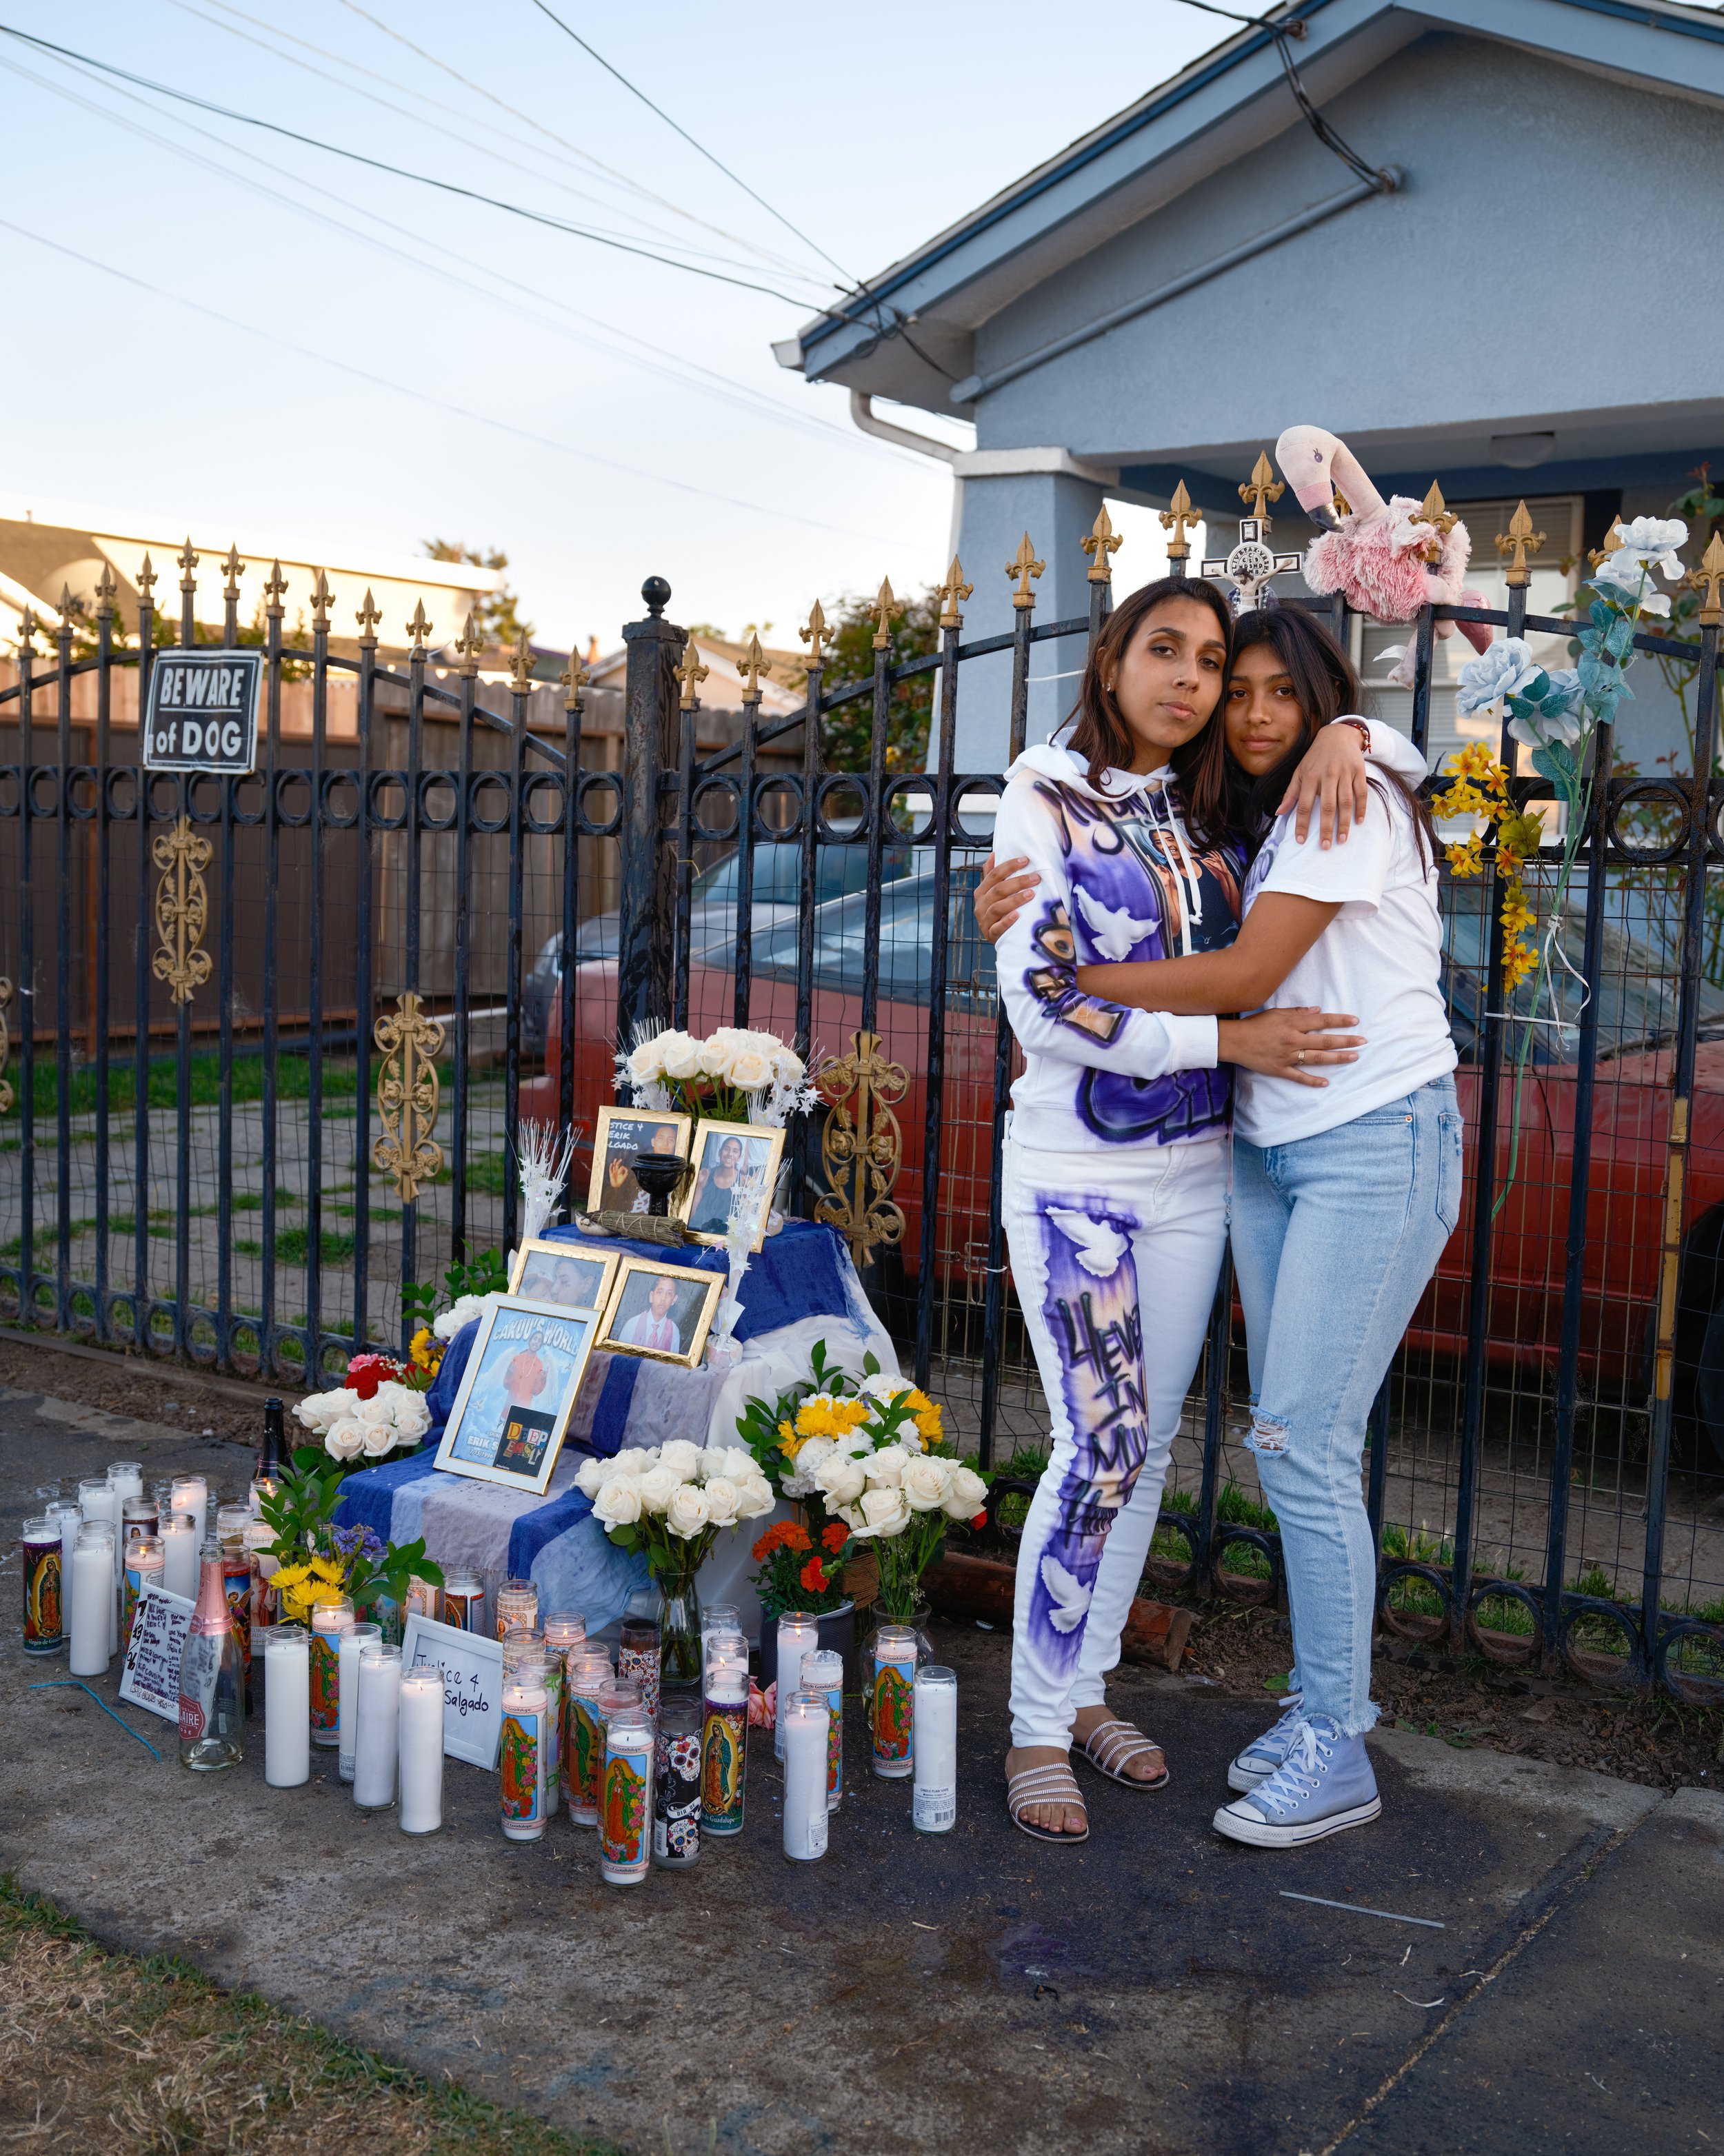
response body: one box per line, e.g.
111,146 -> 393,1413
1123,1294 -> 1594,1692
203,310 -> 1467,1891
0,1333 -> 280,1449
0,1879 -> 619,2156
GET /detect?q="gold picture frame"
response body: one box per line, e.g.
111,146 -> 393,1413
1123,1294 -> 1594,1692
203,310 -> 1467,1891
676,1118 -> 785,1251
433,1296 -> 600,1496
586,1105 -> 692,1217
597,1258 -> 723,1369
507,1238 -> 620,1317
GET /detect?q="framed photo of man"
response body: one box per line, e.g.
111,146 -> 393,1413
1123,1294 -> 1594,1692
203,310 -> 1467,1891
597,1259 -> 723,1369
676,1120 -> 785,1251
434,1297 -> 600,1495
507,1238 -> 619,1316
587,1106 -> 692,1217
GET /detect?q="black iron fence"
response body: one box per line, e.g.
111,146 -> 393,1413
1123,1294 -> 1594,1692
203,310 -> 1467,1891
3,507 -> 1721,1700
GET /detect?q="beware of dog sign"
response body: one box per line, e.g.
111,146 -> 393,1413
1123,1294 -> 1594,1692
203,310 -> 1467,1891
143,649 -> 263,773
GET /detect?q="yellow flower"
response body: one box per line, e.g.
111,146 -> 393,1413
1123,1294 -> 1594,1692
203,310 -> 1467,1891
777,1418 -> 804,1461
1443,836 -> 1484,879
310,1553 -> 347,1585
409,1326 -> 443,1373
272,1562 -> 312,1593
794,1394 -> 870,1441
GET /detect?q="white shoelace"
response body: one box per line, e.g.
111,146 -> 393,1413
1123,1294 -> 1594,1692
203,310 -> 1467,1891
1254,1720 -> 1331,1814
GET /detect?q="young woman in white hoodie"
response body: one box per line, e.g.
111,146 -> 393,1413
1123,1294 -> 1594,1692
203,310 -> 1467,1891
988,578 -> 1425,1842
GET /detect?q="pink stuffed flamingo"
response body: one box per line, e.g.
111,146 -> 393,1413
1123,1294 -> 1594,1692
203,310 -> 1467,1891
1274,425 -> 1494,685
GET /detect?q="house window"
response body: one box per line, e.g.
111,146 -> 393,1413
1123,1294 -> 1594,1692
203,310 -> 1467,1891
1355,496 -> 1583,774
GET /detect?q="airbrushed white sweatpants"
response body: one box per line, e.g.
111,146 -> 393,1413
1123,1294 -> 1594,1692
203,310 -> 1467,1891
1002,1131 -> 1230,1751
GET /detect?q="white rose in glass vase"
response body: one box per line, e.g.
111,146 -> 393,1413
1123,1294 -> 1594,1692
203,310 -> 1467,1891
658,1438 -> 703,1483
628,1038 -> 668,1085
697,1034 -> 736,1080
634,1464 -> 681,1514
661,1032 -> 705,1082
943,1464 -> 988,1520
665,1482 -> 712,1538
731,1476 -> 776,1519
863,1444 -> 912,1489
814,1452 -> 868,1507
702,1477 -> 741,1527
728,1048 -> 772,1091
854,1485 -> 911,1538
593,1478 -> 643,1527
325,1419 -> 366,1461
901,1454 -> 953,1513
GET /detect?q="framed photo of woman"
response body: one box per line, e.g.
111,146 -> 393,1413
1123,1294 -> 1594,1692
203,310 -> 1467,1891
586,1106 -> 692,1217
677,1120 -> 785,1251
597,1258 -> 723,1369
434,1297 -> 600,1495
507,1239 -> 619,1316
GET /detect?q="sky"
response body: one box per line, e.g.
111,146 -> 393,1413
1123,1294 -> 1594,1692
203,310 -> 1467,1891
0,0 -> 1225,654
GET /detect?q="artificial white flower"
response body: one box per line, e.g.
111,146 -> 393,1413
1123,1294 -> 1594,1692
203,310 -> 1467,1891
863,1444 -> 912,1489
592,1478 -> 643,1527
1455,636 -> 1542,717
660,1031 -> 705,1081
324,1420 -> 366,1462
665,1482 -> 711,1538
851,1485 -> 912,1539
901,1454 -> 954,1512
628,1037 -> 667,1084
634,1464 -> 681,1514
702,1477 -> 741,1527
728,1048 -> 772,1091
1613,516 -> 1687,576
813,1452 -> 868,1507
658,1438 -> 703,1483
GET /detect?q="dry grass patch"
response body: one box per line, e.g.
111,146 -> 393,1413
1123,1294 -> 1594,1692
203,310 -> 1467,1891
0,1876 -> 622,2155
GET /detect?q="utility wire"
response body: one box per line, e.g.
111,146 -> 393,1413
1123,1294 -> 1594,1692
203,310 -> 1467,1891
0,21 -> 823,304
0,216 -> 921,548
1171,0 -> 1391,190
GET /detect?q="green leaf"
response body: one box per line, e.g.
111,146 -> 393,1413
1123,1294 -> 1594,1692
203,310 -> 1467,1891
863,1350 -> 881,1378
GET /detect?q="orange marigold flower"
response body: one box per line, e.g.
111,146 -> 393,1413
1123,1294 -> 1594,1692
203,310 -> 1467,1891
783,1524 -> 811,1554
799,1555 -> 828,1593
821,1521 -> 849,1553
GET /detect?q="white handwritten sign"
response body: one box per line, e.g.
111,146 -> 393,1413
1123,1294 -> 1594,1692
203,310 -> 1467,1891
118,1583 -> 195,1722
400,1611 -> 505,1770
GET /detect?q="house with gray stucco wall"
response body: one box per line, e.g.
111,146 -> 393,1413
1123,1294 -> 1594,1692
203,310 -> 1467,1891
776,0 -> 1724,776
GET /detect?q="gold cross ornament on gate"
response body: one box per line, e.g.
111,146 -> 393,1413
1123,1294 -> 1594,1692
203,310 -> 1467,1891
1081,506 -> 1122,585
1008,534 -> 1044,611
1238,452 -> 1285,525
1159,481 -> 1201,563
676,639 -> 709,710
935,557 -> 973,628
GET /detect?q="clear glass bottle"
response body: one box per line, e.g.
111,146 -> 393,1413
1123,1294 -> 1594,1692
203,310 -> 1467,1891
179,1538 -> 245,1771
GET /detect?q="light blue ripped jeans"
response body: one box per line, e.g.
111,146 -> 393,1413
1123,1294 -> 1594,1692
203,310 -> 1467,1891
1230,1076 -> 1463,1737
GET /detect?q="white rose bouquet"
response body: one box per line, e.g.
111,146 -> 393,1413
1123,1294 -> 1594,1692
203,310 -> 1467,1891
576,1439 -> 775,1586
292,1369 -> 432,1467
617,1023 -> 819,1129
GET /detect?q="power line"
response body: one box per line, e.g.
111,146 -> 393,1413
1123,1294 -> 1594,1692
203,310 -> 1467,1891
0,216 -> 924,547
0,21 -> 822,305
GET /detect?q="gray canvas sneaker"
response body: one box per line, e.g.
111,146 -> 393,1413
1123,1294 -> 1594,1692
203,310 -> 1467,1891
1212,1713 -> 1381,1848
1227,1688 -> 1305,1792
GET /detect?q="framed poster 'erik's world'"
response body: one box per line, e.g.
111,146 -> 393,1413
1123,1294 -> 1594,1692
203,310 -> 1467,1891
432,1296 -> 599,1495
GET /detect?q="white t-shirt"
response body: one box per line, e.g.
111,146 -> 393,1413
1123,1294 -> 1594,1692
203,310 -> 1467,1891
1232,780 -> 1457,1147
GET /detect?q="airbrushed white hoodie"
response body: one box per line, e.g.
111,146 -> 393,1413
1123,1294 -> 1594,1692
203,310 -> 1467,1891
992,720 -> 1427,1153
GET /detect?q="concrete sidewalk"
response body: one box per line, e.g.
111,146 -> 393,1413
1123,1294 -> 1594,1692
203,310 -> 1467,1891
2,1386 -> 1718,2156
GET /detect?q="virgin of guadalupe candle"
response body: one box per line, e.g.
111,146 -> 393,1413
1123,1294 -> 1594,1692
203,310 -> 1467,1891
219,1529 -> 254,1702
652,1687 -> 703,1868
352,1644 -> 403,1809
912,1665 -> 958,1831
309,1599 -> 354,1746
244,1520 -> 278,1665
599,1685 -> 653,1884
700,1630 -> 749,1837
774,1612 -> 819,1762
870,1624 -> 917,1779
499,1662 -> 549,1841
263,1626 -> 310,1787
397,1668 -> 444,1833
68,1524 -> 114,1677
122,1535 -> 164,1657
501,1624 -> 546,1675
782,1690 -> 830,1862
619,1606 -> 661,1726
494,1578 -> 537,1640
121,1495 -> 157,1559
801,1648 -> 844,1810
19,1515 -> 63,1654
564,1649 -> 612,1827
159,1509 -> 198,1604
337,1622 -> 383,1782
404,1575 -> 439,1623
441,1570 -> 485,1633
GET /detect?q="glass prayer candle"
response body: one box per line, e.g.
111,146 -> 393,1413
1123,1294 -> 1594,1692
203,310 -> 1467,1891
699,1603 -> 742,1678
248,1475 -> 279,1518
870,1624 -> 917,1780
158,1510 -> 197,1604
441,1570 -> 485,1633
121,1494 -> 158,1559
500,1662 -> 550,1841
619,1604 -> 661,1726
78,1477 -> 121,1615
244,1520 -> 278,1662
912,1665 -> 957,1833
337,1622 -> 384,1782
700,1629 -> 749,1837
263,1626 -> 310,1788
106,1460 -> 144,1503
170,1475 -> 209,1550
122,1535 -> 163,1658
352,1644 -> 403,1809
501,1624 -> 547,1678
774,1613 -> 819,1762
599,1684 -> 652,1884
216,1503 -> 250,1546
801,1648 -> 844,1810
68,1524 -> 114,1676
543,1611 -> 587,1656
564,1649 -> 612,1827
781,1690 -> 831,1862
404,1575 -> 440,1622
652,1685 -> 703,1869
494,1578 -> 537,1640
19,1515 -> 63,1655
309,1598 -> 355,1746
397,1668 -> 444,1833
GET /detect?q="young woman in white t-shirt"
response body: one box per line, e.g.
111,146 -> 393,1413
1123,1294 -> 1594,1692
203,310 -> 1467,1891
976,606 -> 1461,1849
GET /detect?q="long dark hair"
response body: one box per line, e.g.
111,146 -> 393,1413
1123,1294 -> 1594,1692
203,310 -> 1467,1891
1181,606 -> 1434,862
1065,577 -> 1234,829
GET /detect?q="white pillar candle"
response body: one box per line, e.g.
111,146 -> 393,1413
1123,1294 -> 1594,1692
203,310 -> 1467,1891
48,1500 -> 82,1611
68,1526 -> 114,1677
352,1644 -> 402,1808
337,1622 -> 383,1784
774,1612 -> 819,1762
912,1664 -> 958,1832
79,1477 -> 120,1609
397,1669 -> 444,1833
106,1460 -> 143,1504
159,1511 -> 198,1603
170,1475 -> 208,1551
781,1689 -> 830,1862
263,1626 -> 311,1787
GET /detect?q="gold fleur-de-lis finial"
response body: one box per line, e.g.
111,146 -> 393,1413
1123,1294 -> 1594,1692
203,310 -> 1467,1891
1239,452 -> 1285,524
799,599 -> 830,667
1495,501 -> 1545,587
934,556 -> 973,628
1332,489 -> 1353,520
1008,533 -> 1045,612
559,643 -> 590,709
1688,530 -> 1724,627
263,559 -> 287,620
453,611 -> 484,674
736,632 -> 771,698
406,599 -> 433,655
1159,481 -> 1200,562
675,638 -> 710,710
58,585 -> 77,629
94,561 -> 117,618
222,544 -> 244,602
137,552 -> 158,605
1418,481 -> 1458,565
510,626 -> 536,694
871,577 -> 903,651
1587,519 -> 1626,572
310,570 -> 332,632
177,535 -> 199,583
1081,506 -> 1122,585
18,609 -> 36,657
356,587 -> 383,647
